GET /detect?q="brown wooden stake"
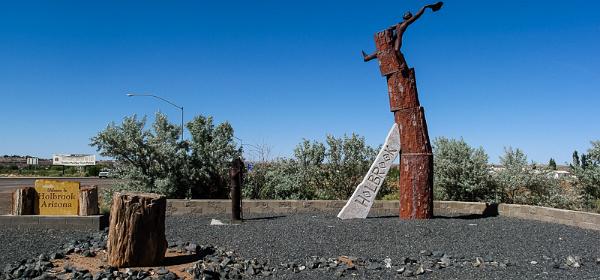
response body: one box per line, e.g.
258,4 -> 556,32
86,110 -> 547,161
79,185 -> 99,216
12,187 -> 35,215
107,192 -> 167,267
230,157 -> 243,222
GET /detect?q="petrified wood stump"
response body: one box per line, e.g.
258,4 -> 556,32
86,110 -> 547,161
107,192 -> 167,267
12,187 -> 35,215
79,186 -> 99,216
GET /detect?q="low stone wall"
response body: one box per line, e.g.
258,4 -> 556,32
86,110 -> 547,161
166,200 -> 489,216
0,191 -> 108,230
167,200 -> 600,231
498,203 -> 600,231
1,195 -> 597,231
168,200 -> 395,216
0,191 -> 12,215
0,215 -> 108,230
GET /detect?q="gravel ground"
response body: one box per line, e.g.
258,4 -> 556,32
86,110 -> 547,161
1,214 -> 599,279
166,213 -> 600,279
0,228 -> 95,269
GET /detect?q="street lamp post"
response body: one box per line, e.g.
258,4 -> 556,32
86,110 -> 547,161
126,93 -> 184,142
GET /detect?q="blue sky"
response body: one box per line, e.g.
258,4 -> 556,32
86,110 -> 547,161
0,0 -> 598,164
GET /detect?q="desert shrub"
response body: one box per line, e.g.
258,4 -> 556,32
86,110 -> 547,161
433,137 -> 495,202
381,192 -> 399,201
243,134 -> 377,200
242,162 -> 269,199
493,147 -> 535,204
593,199 -> 600,213
187,115 -> 242,198
292,139 -> 328,199
492,147 -> 582,209
251,159 -> 316,199
542,179 -> 583,210
578,168 -> 600,208
321,134 -> 377,199
86,165 -> 103,177
571,141 -> 600,210
91,112 -> 241,200
379,167 -> 399,200
243,159 -> 322,200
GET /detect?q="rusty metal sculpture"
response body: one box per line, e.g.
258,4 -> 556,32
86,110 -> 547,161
363,2 -> 443,219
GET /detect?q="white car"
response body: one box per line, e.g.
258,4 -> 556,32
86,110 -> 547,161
98,171 -> 110,178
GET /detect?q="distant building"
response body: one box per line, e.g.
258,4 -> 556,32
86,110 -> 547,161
549,170 -> 572,179
488,165 -> 506,174
0,155 -> 52,168
487,164 -> 575,179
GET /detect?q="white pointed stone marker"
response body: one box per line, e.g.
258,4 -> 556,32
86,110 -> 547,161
337,123 -> 400,219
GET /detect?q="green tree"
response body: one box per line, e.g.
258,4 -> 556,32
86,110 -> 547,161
581,154 -> 589,169
432,137 -> 494,202
548,158 -> 557,170
572,151 -> 580,168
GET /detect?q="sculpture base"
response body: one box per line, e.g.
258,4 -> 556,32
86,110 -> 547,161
399,153 -> 434,219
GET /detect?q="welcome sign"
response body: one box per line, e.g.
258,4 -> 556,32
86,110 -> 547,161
34,180 -> 80,215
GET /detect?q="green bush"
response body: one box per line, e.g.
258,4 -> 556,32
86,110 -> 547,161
86,165 -> 103,177
322,135 -> 376,199
433,137 -> 495,202
594,199 -> 600,214
378,167 -> 399,200
493,147 -> 582,210
243,134 -> 377,200
90,112 -> 598,215
91,112 -> 241,199
571,141 -> 600,211
381,192 -> 399,201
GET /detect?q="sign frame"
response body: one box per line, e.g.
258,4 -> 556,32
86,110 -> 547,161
52,154 -> 96,166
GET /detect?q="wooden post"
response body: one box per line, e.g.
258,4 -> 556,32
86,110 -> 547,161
12,187 -> 35,215
107,192 -> 167,267
230,158 -> 243,222
79,186 -> 99,216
